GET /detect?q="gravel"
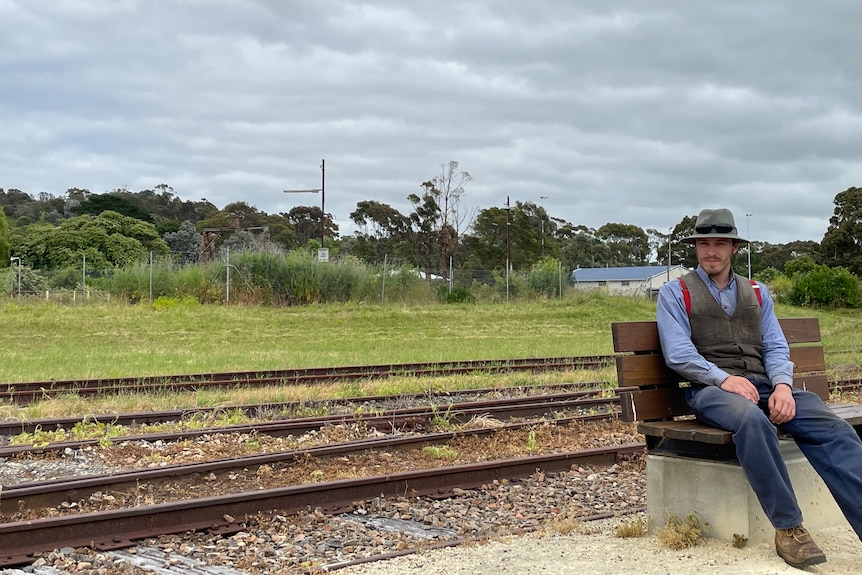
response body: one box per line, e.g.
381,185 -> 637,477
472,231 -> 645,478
0,440 -> 646,574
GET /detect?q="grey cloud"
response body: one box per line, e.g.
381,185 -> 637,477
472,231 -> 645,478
1,0 -> 861,244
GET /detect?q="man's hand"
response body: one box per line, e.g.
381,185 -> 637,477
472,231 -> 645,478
719,375 -> 759,403
768,384 -> 796,425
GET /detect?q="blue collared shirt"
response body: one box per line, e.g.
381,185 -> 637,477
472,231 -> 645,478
655,266 -> 794,388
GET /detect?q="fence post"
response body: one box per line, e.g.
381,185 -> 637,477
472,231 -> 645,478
149,251 -> 153,303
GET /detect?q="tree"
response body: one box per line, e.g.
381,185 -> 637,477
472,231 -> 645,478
407,190 -> 442,279
16,211 -> 168,270
596,223 -> 649,266
0,209 -> 10,265
821,187 -> 862,275
163,221 -> 203,265
71,193 -> 155,223
420,161 -> 473,278
559,226 -> 610,270
285,205 -> 337,247
459,207 -> 509,280
0,188 -> 34,217
760,241 -> 821,273
349,200 -> 410,264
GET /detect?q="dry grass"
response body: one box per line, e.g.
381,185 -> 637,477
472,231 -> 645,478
655,513 -> 707,549
615,515 -> 650,538
541,509 -> 581,536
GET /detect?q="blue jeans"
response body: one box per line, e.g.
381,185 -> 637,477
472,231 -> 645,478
685,375 -> 862,537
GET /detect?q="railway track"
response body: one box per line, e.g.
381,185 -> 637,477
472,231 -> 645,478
0,381 -> 610,437
0,359 -> 857,572
0,387 -> 619,456
0,388 -> 640,568
2,354 -> 858,407
0,441 -> 643,567
0,356 -> 614,404
1,410 -> 620,515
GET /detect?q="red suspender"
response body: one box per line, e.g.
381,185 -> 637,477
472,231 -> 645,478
678,277 -> 692,315
750,279 -> 762,306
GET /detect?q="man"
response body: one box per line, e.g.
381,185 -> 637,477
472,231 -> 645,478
655,208 -> 862,569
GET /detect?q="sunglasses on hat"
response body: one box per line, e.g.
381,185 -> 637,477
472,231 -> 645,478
695,223 -> 734,234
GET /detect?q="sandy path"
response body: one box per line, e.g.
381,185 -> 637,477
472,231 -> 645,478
340,518 -> 861,575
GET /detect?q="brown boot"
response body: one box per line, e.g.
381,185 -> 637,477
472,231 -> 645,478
775,525 -> 827,568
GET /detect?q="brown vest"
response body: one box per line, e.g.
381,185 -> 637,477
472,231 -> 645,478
683,271 -> 766,376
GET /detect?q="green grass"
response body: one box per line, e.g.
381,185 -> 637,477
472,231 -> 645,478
2,293 -> 862,419
0,292 -> 656,383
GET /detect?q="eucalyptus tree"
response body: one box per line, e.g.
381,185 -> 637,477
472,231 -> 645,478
349,200 -> 411,264
821,186 -> 862,275
596,222 -> 650,266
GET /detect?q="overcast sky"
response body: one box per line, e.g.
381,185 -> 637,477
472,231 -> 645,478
2,1 -> 861,245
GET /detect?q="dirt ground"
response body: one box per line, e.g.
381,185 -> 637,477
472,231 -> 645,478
340,517 -> 862,575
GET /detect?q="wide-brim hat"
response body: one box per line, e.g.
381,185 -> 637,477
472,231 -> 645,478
681,208 -> 748,244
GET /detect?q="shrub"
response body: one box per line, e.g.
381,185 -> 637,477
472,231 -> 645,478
441,287 -> 476,304
786,265 -> 861,308
656,513 -> 707,550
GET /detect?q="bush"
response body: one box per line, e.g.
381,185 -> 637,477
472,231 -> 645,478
441,287 -> 476,304
786,265 -> 861,308
528,257 -> 561,298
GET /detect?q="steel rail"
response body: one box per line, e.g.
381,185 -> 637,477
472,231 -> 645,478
0,381 -> 610,436
1,412 -> 618,515
0,442 -> 644,567
0,356 -> 615,404
0,390 -> 619,457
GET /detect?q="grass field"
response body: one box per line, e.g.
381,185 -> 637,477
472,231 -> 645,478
2,293 -> 861,418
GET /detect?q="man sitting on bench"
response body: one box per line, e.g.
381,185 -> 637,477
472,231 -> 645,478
655,207 -> 862,569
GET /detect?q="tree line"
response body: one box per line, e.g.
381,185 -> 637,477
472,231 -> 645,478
2,163 -> 862,288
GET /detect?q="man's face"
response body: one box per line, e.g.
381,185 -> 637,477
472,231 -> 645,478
695,237 -> 738,278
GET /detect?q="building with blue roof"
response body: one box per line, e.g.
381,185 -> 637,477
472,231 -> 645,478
571,265 -> 688,297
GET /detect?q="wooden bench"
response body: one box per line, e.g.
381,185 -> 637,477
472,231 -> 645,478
612,317 -> 862,460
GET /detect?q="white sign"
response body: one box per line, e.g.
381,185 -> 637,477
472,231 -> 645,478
318,248 -> 329,262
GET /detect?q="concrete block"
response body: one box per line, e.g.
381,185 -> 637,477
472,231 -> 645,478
646,439 -> 850,545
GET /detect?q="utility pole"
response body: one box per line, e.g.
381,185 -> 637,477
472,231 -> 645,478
283,158 -> 327,250
320,159 -> 325,246
506,196 -> 511,300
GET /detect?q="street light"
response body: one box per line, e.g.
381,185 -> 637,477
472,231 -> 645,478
745,213 -> 753,279
505,196 -> 511,300
9,256 -> 21,297
283,158 -> 326,246
539,195 -> 548,256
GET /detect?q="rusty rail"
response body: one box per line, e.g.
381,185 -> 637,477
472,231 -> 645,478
0,442 -> 643,566
0,356 -> 614,404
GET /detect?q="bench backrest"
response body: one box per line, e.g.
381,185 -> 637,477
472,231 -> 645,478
612,318 -> 828,423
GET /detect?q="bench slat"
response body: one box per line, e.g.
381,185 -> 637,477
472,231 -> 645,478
615,355 -> 679,388
620,374 -> 830,423
636,403 -> 862,447
619,387 -> 693,422
638,419 -> 732,444
612,317 -> 822,354
615,350 -> 825,390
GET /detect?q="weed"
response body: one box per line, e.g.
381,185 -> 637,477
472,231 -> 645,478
526,430 -> 538,452
13,424 -> 67,447
655,513 -> 707,550
429,403 -> 456,431
541,509 -> 581,535
615,515 -> 650,538
422,445 -> 458,459
732,533 -> 748,548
